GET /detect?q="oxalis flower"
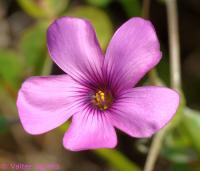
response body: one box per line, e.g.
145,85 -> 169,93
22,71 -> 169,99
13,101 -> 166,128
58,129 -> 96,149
17,17 -> 179,151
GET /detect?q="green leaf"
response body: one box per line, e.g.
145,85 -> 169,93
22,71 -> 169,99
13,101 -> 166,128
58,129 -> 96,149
17,0 -> 69,18
163,147 -> 197,163
85,0 -> 111,7
0,115 -> 8,133
162,106 -> 200,163
17,0 -> 48,18
169,163 -> 191,171
46,0 -> 69,16
157,53 -> 170,86
0,49 -> 24,89
170,162 -> 200,171
162,133 -> 197,163
94,149 -> 141,171
119,0 -> 141,17
183,107 -> 200,154
67,6 -> 113,51
19,22 -> 48,75
59,121 -> 70,132
162,128 -> 197,163
40,54 -> 53,76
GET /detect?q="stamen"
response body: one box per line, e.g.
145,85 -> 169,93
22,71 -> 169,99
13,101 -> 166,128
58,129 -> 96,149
92,90 -> 112,110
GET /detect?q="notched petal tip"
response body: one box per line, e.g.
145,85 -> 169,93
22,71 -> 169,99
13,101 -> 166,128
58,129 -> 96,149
46,16 -> 104,83
62,111 -> 118,151
109,86 -> 180,138
103,17 -> 162,90
16,75 -> 81,135
62,135 -> 117,152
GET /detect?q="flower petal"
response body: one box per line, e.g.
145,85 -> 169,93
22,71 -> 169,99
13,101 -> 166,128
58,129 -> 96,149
103,17 -> 162,91
63,109 -> 117,151
17,75 -> 87,135
47,17 -> 104,86
108,86 -> 179,137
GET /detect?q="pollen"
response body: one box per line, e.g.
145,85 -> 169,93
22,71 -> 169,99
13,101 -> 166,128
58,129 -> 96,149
92,90 -> 112,110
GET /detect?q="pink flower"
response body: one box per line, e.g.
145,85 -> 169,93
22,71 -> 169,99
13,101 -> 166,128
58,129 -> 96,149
17,17 -> 179,151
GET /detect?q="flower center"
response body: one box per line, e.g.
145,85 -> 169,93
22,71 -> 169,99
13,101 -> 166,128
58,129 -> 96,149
92,90 -> 113,110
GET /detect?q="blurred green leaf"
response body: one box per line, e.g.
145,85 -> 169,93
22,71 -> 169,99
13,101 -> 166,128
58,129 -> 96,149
170,162 -> 200,171
157,54 -> 170,86
59,121 -> 70,132
165,127 -> 191,150
40,54 -> 53,76
183,107 -> 200,154
67,6 -> 113,51
19,22 -> 48,75
17,0 -> 48,18
169,163 -> 191,171
46,0 -> 69,16
163,147 -> 197,163
162,129 -> 197,163
0,49 -> 24,89
147,69 -> 166,86
85,0 -> 111,7
162,106 -> 200,163
162,122 -> 195,163
0,115 -> 8,133
119,0 -> 141,17
17,0 -> 69,18
95,149 -> 141,171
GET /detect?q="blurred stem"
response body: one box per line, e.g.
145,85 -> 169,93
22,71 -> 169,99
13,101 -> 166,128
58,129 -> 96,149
144,0 -> 181,171
144,129 -> 166,171
166,0 -> 181,91
95,149 -> 141,171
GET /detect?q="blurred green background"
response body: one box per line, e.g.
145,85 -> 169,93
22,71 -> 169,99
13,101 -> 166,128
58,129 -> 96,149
0,0 -> 200,171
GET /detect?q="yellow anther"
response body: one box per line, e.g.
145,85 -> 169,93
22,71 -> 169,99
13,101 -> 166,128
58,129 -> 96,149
103,106 -> 108,110
92,90 -> 112,110
100,92 -> 104,96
